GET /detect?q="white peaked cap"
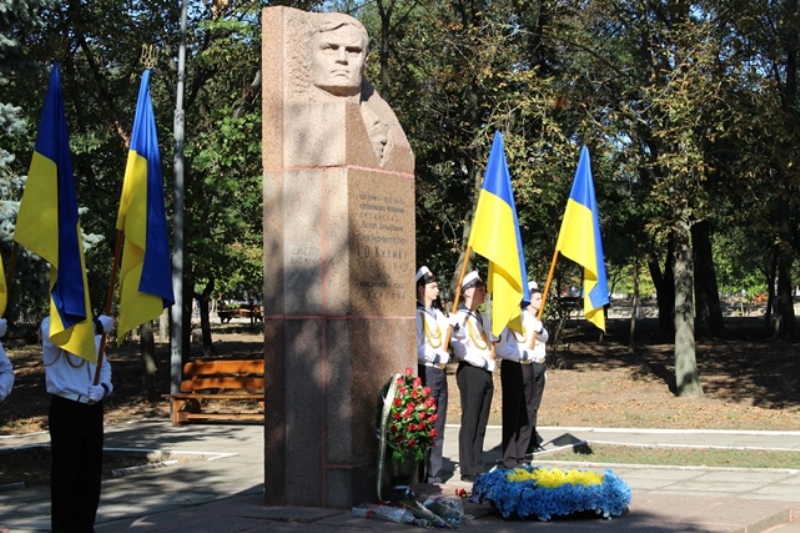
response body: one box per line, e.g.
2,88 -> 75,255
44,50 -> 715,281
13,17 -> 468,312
461,270 -> 484,290
528,281 -> 540,293
416,266 -> 433,283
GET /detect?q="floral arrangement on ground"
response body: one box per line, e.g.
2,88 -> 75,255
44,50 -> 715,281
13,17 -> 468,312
471,465 -> 631,521
385,367 -> 438,463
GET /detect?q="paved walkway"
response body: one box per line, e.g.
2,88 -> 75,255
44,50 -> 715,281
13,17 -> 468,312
1,420 -> 799,532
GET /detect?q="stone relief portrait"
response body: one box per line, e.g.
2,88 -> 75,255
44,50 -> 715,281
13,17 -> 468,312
311,15 -> 367,99
284,10 -> 410,168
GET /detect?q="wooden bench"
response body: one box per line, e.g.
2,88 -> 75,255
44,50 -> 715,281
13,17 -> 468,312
218,305 -> 263,324
161,359 -> 265,426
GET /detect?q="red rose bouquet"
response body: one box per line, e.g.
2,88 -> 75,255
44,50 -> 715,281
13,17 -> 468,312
387,367 -> 438,463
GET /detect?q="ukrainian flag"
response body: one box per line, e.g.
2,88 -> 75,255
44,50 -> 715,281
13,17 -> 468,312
115,69 -> 174,342
555,146 -> 609,331
13,63 -> 97,362
468,131 -> 530,336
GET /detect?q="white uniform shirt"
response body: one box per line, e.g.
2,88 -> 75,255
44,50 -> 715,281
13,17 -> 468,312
0,344 -> 13,401
416,304 -> 450,367
41,317 -> 112,397
494,309 -> 548,363
451,306 -> 495,372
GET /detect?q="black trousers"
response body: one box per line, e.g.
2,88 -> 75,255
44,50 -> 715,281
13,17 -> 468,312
49,395 -> 104,533
500,360 -> 536,468
456,362 -> 493,477
529,361 -> 547,434
418,364 -> 448,482
524,362 -> 547,454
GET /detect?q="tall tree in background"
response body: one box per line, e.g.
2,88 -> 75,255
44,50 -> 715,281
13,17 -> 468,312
549,1 -> 743,396
723,0 -> 800,340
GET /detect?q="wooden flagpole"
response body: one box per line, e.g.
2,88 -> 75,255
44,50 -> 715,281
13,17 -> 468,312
442,245 -> 473,353
529,248 -> 560,349
93,230 -> 123,384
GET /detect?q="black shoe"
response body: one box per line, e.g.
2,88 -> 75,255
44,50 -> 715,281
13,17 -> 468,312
531,445 -> 546,453
460,474 -> 475,482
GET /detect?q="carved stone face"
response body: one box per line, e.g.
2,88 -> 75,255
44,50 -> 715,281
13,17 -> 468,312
312,24 -> 366,97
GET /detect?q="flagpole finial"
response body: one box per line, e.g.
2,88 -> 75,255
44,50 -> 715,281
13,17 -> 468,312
140,45 -> 157,70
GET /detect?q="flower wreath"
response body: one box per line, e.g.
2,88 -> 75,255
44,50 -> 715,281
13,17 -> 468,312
375,368 -> 438,500
472,465 -> 631,521
382,367 -> 438,463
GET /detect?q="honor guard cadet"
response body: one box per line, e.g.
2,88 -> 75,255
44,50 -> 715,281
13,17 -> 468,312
495,280 -> 550,468
450,271 -> 494,482
416,266 -> 450,483
0,319 -> 13,402
42,314 -> 113,533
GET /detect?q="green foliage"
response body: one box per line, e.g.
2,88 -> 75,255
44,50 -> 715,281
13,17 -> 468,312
0,0 -> 798,343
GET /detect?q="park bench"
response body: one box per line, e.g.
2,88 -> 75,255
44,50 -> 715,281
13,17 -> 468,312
161,359 -> 265,426
218,305 -> 263,324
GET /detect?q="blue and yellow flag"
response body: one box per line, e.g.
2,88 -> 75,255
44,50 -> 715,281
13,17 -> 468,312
468,131 -> 530,336
13,63 -> 97,362
115,69 -> 174,342
555,146 -> 609,331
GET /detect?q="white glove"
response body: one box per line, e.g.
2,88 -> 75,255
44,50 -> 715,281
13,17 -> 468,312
448,314 -> 461,329
486,358 -> 496,373
0,318 -> 7,338
95,315 -> 114,334
531,318 -> 544,333
436,351 -> 450,365
88,385 -> 105,402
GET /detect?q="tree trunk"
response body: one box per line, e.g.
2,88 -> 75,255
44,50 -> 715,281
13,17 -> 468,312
691,220 -> 724,339
649,235 -> 675,338
199,297 -> 213,356
776,198 -> 795,340
628,260 -> 639,353
196,278 -> 215,355
139,321 -> 159,402
673,222 -> 703,397
159,308 -> 169,341
764,248 -> 777,336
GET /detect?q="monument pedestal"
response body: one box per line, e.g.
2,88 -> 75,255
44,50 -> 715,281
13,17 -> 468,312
262,6 -> 416,508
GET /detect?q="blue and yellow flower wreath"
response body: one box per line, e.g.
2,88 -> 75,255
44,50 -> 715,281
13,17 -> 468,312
472,465 -> 632,521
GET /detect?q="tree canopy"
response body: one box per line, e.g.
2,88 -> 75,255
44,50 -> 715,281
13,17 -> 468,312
1,0 -> 799,391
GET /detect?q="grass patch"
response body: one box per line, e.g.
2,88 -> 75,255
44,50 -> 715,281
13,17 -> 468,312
545,443 -> 800,470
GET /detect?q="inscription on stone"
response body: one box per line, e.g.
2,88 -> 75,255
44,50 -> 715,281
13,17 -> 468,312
352,192 -> 410,303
